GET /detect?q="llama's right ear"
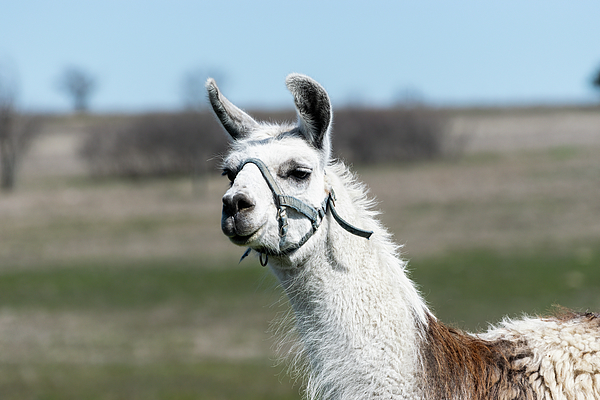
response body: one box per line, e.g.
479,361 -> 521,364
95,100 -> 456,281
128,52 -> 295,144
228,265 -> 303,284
286,74 -> 332,163
206,78 -> 259,140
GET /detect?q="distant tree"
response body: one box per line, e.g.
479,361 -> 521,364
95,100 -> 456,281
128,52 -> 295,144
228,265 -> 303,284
181,67 -> 226,111
57,66 -> 97,112
393,86 -> 425,109
593,67 -> 600,96
0,71 -> 16,190
0,66 -> 40,191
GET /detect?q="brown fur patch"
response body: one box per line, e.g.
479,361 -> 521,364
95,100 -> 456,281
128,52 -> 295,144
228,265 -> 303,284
550,307 -> 600,326
422,314 -> 536,400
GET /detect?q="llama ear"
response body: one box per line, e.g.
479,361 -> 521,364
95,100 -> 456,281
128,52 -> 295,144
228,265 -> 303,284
285,74 -> 332,162
206,78 -> 259,140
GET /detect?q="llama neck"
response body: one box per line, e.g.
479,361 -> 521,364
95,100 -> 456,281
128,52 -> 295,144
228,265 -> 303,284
272,182 -> 430,399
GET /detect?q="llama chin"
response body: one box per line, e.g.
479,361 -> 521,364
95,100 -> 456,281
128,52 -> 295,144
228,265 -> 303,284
207,74 -> 600,400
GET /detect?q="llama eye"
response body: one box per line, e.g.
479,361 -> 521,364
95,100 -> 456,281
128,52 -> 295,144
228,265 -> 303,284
289,168 -> 311,181
222,169 -> 236,182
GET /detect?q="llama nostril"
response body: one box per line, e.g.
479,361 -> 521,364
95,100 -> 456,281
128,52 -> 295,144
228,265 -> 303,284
222,193 -> 255,215
233,193 -> 255,212
222,196 -> 235,216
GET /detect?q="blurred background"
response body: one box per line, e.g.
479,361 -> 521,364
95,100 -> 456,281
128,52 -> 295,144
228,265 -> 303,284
1,1 -> 600,399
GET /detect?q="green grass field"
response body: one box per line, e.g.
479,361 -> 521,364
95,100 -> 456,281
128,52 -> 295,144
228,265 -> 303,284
0,361 -> 299,400
1,246 -> 599,399
2,114 -> 600,399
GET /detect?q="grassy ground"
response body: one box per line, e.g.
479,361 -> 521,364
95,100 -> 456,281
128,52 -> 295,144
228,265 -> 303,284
412,246 -> 600,330
1,111 -> 599,398
0,361 -> 299,400
0,260 -> 300,400
0,247 -> 599,398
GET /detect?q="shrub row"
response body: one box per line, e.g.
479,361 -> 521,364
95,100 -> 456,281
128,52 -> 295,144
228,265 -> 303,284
81,107 -> 457,178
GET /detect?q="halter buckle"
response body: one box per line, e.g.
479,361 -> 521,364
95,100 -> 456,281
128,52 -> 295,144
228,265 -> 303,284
278,208 -> 288,237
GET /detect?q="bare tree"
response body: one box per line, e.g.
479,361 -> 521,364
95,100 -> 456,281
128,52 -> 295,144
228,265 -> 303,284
181,67 -> 226,111
0,75 -> 16,189
593,66 -> 600,97
0,68 -> 40,191
57,66 -> 97,112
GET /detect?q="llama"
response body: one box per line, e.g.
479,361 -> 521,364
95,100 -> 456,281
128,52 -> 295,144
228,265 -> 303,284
206,74 -> 600,400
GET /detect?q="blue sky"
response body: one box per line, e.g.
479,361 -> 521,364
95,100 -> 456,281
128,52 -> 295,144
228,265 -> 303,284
1,0 -> 600,112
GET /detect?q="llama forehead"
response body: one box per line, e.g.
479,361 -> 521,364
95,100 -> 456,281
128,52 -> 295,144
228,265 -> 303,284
247,122 -> 295,141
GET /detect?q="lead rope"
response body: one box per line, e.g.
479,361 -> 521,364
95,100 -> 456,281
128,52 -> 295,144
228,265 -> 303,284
237,158 -> 373,265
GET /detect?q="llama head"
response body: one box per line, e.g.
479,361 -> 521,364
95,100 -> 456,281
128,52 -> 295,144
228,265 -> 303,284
207,74 -> 333,261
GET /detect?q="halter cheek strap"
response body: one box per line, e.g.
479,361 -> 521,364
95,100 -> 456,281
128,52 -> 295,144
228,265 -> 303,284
239,158 -> 372,263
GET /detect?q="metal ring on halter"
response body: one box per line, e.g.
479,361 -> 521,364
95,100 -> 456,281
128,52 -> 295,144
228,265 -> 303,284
277,208 -> 288,237
259,252 -> 269,266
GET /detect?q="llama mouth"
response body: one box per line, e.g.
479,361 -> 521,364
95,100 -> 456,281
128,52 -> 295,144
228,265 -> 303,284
228,226 -> 264,246
222,214 -> 265,246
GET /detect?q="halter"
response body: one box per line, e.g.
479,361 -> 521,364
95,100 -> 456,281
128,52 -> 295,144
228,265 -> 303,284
239,158 -> 373,265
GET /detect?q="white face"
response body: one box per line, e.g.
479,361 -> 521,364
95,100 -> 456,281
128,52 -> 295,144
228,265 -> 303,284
220,134 -> 327,255
207,74 -> 333,258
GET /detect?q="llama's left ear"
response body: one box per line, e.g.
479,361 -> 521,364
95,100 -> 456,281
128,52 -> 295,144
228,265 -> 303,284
206,78 -> 259,140
285,74 -> 332,163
